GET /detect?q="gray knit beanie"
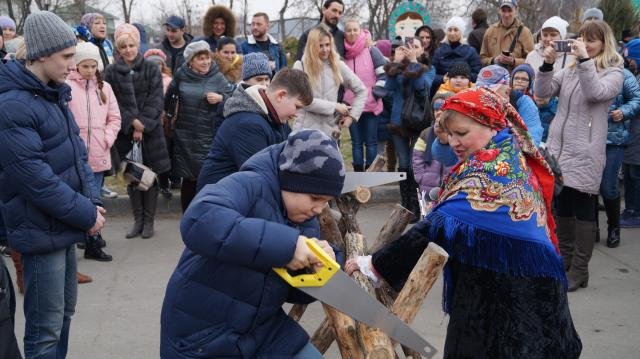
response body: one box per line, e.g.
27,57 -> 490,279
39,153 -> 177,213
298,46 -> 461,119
184,40 -> 211,65
24,11 -> 77,60
278,129 -> 345,197
582,8 -> 603,22
242,52 -> 271,81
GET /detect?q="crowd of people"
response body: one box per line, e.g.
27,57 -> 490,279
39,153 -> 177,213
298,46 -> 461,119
0,0 -> 638,357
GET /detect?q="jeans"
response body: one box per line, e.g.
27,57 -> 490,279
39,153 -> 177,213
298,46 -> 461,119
93,172 -> 104,195
22,246 -> 77,359
293,342 -> 324,359
349,112 -> 379,167
623,163 -> 640,213
600,145 -> 625,200
392,134 -> 416,169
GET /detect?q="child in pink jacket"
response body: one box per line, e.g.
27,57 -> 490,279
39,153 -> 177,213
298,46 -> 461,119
68,42 -> 121,263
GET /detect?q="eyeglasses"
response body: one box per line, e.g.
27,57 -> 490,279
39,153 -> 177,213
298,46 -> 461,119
513,76 -> 530,82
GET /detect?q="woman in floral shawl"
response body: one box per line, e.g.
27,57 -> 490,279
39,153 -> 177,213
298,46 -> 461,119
346,87 -> 582,358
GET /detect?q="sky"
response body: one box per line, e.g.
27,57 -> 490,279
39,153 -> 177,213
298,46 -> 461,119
131,0 -> 293,26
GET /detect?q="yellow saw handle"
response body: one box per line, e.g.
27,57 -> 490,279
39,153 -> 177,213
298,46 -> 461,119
273,237 -> 340,287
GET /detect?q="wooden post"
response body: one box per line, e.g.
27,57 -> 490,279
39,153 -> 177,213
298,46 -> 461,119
323,303 -> 363,359
288,304 -> 307,322
311,317 -> 336,354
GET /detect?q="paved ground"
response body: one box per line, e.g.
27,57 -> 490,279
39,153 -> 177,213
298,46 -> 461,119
7,203 -> 640,358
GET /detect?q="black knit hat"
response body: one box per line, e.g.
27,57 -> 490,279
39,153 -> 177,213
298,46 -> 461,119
278,129 -> 345,197
448,62 -> 471,79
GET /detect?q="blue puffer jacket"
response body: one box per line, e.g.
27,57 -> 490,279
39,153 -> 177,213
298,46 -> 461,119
196,85 -> 289,192
161,144 -> 342,358
0,61 -> 98,255
431,42 -> 482,91
385,62 -> 435,127
538,97 -> 558,143
607,69 -> 640,146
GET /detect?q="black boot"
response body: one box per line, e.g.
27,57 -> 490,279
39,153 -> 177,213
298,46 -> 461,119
604,197 -> 621,248
142,186 -> 159,239
406,169 -> 420,223
84,235 -> 113,262
126,185 -> 144,238
353,164 -> 364,172
398,167 -> 410,209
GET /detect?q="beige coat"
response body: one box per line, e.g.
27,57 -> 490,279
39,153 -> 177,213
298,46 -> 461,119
535,60 -> 624,194
480,18 -> 534,71
292,60 -> 366,136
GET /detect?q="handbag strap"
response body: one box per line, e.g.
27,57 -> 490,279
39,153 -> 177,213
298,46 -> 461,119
508,25 -> 524,54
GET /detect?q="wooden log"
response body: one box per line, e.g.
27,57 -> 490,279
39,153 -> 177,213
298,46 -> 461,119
391,242 -> 449,324
345,233 -> 395,359
288,304 -> 307,322
336,194 -> 362,234
366,154 -> 387,173
311,317 -> 336,354
323,303 -> 362,359
369,204 -> 414,254
389,242 -> 449,358
319,206 -> 345,249
353,186 -> 371,203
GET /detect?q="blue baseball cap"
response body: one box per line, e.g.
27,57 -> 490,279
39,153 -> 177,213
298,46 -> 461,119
499,0 -> 517,9
164,15 -> 185,29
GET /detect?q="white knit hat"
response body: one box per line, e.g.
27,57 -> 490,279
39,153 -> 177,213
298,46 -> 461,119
446,16 -> 466,35
74,42 -> 103,72
540,16 -> 569,40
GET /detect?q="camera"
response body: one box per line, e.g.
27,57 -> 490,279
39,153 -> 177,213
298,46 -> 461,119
405,36 -> 415,47
554,40 -> 572,52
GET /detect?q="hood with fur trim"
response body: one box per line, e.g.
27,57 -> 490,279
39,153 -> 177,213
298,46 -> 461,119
202,5 -> 236,39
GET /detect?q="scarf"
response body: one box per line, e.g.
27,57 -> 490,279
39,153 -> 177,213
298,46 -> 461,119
429,87 -> 564,313
344,29 -> 371,60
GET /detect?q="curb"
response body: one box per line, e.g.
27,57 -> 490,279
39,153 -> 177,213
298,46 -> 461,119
102,185 -> 400,216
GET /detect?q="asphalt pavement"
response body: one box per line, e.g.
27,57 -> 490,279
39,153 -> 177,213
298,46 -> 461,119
6,203 -> 640,358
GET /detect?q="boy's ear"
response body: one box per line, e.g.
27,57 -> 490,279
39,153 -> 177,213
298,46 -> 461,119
275,89 -> 288,102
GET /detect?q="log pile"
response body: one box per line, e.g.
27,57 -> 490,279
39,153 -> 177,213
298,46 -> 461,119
288,154 -> 449,358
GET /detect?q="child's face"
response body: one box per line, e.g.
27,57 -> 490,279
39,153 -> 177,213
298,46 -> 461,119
450,75 -> 469,91
77,60 -> 98,79
245,74 -> 271,86
512,71 -> 530,92
282,191 -> 333,224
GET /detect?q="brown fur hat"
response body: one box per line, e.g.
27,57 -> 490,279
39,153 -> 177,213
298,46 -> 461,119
202,5 -> 236,38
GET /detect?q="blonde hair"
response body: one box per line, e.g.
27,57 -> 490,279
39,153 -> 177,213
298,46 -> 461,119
570,20 -> 623,70
301,26 -> 342,88
115,35 -> 137,50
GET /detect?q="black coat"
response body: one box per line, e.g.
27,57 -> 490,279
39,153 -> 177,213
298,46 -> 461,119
468,22 -> 489,55
104,54 -> 171,174
166,62 -> 234,179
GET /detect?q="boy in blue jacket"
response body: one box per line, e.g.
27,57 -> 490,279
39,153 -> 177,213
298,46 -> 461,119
161,129 -> 345,358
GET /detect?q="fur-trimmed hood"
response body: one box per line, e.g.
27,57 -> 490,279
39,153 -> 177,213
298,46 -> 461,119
202,5 -> 236,39
213,52 -> 243,83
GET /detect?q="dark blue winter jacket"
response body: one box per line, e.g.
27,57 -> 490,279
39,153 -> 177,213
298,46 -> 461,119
431,42 -> 482,91
0,60 -> 98,255
385,62 -> 435,127
196,85 -> 289,192
607,69 -> 640,146
161,143 -> 342,358
538,97 -> 558,143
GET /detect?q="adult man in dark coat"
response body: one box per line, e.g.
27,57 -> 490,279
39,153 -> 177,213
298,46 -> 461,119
0,11 -> 105,357
296,0 -> 345,60
468,8 -> 489,55
157,15 -> 194,74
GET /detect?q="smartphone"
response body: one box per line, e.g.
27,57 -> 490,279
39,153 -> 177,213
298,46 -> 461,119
405,36 -> 415,47
502,50 -> 511,56
554,40 -> 571,52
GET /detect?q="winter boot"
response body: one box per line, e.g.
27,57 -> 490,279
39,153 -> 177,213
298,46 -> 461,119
398,167 -> 410,210
567,220 -> 597,291
385,142 -> 396,172
604,197 -> 621,248
353,164 -> 364,172
76,272 -> 93,284
9,250 -> 23,294
142,186 -> 159,239
84,235 -> 113,261
406,169 -> 421,223
126,185 -> 144,238
555,217 -> 576,272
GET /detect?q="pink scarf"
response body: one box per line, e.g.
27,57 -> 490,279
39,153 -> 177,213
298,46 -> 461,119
344,29 -> 371,60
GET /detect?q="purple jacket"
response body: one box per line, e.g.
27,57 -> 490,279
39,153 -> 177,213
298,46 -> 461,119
412,127 -> 453,195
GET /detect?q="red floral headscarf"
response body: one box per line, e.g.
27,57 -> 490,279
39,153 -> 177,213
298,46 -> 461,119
440,87 -> 559,250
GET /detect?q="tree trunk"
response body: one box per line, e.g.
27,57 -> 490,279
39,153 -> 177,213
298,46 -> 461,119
278,0 -> 289,43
